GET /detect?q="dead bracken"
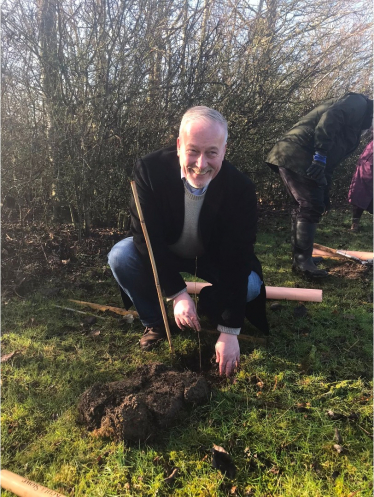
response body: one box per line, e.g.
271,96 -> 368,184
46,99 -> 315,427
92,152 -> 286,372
78,362 -> 211,442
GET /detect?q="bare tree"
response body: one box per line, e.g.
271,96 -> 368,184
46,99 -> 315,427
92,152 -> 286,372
2,0 -> 372,229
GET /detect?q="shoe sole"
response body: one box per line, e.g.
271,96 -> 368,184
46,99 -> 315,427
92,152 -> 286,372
139,337 -> 166,350
292,265 -> 329,279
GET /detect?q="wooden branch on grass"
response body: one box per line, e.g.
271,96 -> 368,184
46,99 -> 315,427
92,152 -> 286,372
54,304 -> 107,319
69,299 -> 139,317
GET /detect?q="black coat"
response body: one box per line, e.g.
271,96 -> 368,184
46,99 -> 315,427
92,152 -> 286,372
266,93 -> 373,180
128,146 -> 266,330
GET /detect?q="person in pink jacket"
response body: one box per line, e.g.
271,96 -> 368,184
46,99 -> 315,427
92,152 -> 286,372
348,139 -> 373,231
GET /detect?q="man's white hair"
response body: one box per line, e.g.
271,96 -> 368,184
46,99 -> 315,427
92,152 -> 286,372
179,106 -> 228,142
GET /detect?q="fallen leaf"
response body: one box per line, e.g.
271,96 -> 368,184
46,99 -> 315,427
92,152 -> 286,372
326,410 -> 344,420
213,444 -> 228,453
1,351 -> 18,363
333,444 -> 343,454
89,330 -> 101,337
164,467 -> 179,483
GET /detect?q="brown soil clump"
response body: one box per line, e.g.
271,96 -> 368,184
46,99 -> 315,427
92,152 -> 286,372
78,362 -> 210,442
327,261 -> 372,280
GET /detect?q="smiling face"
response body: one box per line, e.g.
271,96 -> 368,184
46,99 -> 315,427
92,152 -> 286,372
177,119 -> 227,189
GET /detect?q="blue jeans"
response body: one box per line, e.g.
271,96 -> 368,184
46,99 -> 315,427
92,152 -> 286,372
108,237 -> 263,327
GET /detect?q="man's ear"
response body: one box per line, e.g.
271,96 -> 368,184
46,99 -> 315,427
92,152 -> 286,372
177,136 -> 180,156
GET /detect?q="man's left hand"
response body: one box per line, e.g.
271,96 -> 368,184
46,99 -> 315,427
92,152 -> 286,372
215,333 -> 240,376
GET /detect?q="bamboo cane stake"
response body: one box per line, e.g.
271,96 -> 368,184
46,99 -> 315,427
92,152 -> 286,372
0,469 -> 66,497
130,181 -> 174,353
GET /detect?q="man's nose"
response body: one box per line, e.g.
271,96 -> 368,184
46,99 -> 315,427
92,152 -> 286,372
196,154 -> 207,169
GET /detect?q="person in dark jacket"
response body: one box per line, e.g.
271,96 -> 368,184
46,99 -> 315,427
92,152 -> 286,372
348,139 -> 373,231
108,106 -> 268,377
266,92 -> 373,278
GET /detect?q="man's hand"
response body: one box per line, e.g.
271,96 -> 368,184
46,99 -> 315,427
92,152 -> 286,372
215,333 -> 240,376
173,291 -> 201,331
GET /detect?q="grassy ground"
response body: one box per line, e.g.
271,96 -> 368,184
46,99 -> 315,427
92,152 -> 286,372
1,208 -> 373,496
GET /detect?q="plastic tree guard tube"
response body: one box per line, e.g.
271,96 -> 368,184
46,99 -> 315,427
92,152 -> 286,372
185,282 -> 322,302
313,243 -> 373,261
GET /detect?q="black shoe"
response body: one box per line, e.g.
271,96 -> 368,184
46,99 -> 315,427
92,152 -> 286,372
292,262 -> 328,278
139,325 -> 167,350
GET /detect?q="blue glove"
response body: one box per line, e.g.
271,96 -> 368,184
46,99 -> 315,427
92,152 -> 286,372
306,153 -> 327,185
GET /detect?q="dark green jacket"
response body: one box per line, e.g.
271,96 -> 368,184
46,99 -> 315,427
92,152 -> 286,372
266,93 -> 373,179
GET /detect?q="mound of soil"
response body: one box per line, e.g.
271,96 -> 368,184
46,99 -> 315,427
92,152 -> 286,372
78,362 -> 211,441
327,260 -> 372,280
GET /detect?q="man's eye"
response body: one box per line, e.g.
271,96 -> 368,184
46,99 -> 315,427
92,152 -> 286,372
188,149 -> 198,154
208,151 -> 218,157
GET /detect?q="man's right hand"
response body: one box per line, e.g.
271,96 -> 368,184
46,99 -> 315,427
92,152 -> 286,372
173,291 -> 201,331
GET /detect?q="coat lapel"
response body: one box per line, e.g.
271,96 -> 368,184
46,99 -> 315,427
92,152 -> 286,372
164,151 -> 185,236
200,162 -> 228,246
